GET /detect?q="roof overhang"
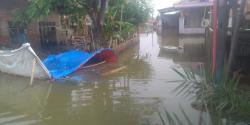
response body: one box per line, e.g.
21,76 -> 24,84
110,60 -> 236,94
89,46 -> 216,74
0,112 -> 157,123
164,11 -> 180,15
158,7 -> 177,14
174,2 -> 213,9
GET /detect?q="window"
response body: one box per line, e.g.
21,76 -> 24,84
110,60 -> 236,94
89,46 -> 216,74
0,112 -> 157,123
8,22 -> 28,47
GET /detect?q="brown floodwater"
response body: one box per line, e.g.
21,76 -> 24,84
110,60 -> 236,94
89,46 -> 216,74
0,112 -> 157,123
0,33 -> 209,125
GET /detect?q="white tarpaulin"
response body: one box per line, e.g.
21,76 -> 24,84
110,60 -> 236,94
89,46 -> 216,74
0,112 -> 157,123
0,43 -> 51,79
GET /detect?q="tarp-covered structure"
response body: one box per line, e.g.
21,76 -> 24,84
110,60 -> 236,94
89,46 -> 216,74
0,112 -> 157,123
43,49 -> 117,79
0,43 -> 117,80
0,43 -> 51,79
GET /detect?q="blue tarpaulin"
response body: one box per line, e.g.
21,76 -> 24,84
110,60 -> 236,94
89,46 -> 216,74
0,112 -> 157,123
43,50 -> 103,79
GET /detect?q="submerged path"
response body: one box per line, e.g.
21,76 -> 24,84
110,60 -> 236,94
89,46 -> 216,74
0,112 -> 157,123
0,33 -> 204,125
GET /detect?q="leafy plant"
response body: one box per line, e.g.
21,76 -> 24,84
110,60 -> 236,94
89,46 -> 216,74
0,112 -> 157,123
172,64 -> 250,124
158,106 -> 242,125
158,106 -> 197,125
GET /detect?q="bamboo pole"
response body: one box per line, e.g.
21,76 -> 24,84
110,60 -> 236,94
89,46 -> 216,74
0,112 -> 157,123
80,61 -> 106,69
102,66 -> 127,76
30,58 -> 36,86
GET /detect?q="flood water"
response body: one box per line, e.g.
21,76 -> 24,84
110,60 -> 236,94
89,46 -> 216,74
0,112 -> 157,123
0,33 -> 206,125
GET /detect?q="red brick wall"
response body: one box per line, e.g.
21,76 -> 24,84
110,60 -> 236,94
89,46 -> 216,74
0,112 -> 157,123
27,22 -> 41,49
27,13 -> 68,49
0,10 -> 11,45
0,1 -> 68,49
0,0 -> 27,46
45,12 -> 69,43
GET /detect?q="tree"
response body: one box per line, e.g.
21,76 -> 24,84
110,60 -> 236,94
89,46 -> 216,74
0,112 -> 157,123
15,0 -> 108,45
103,0 -> 153,44
14,0 -> 152,48
108,0 -> 152,27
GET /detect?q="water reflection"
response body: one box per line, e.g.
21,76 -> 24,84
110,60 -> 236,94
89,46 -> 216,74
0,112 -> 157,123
0,32 -> 209,125
0,73 -> 52,125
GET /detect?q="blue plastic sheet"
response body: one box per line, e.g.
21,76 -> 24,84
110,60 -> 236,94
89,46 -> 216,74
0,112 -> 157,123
43,50 -> 102,79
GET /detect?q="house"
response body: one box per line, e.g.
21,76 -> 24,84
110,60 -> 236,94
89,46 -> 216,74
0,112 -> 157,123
173,0 -> 213,34
244,0 -> 250,20
0,0 -> 69,49
158,0 -> 212,35
158,7 -> 179,33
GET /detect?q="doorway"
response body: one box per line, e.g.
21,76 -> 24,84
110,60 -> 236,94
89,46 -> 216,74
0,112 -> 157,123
39,22 -> 57,49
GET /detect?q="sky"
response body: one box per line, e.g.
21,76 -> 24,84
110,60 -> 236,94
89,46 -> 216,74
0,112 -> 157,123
152,0 -> 180,16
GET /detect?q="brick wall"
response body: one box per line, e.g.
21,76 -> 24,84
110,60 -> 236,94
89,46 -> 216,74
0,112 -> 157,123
0,0 -> 27,10
0,10 -> 11,45
0,1 -> 68,49
46,12 -> 69,43
27,22 -> 41,49
0,0 -> 27,47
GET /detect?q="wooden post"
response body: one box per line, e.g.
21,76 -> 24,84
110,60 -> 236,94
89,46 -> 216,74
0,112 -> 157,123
109,37 -> 113,48
120,5 -> 123,31
90,26 -> 96,51
30,58 -> 36,86
227,0 -> 246,77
